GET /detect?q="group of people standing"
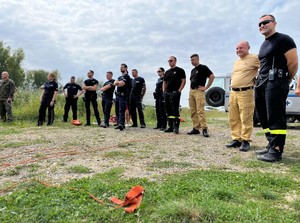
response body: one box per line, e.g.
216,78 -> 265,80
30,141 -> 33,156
1,14 -> 298,163
226,14 -> 298,162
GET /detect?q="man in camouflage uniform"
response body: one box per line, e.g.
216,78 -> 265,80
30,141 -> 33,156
0,71 -> 16,122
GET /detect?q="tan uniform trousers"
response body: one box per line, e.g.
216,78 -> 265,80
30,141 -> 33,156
228,89 -> 254,141
189,89 -> 207,130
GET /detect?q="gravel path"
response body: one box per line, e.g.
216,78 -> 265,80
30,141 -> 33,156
1,123 -> 299,187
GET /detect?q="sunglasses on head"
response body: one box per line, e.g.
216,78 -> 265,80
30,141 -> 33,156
258,20 -> 274,27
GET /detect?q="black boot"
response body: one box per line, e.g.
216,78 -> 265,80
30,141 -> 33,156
164,118 -> 174,133
173,118 -> 180,134
257,148 -> 282,162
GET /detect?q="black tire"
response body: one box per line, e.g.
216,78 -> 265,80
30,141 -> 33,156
205,87 -> 225,107
287,116 -> 296,123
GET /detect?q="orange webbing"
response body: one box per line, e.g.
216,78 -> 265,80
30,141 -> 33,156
110,185 -> 145,213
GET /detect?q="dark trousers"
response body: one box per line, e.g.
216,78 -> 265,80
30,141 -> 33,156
155,96 -> 166,128
164,91 -> 181,128
129,95 -> 145,126
85,94 -> 101,125
0,100 -> 13,121
38,98 -> 55,124
255,77 -> 289,152
102,96 -> 113,126
63,98 -> 78,121
115,95 -> 127,127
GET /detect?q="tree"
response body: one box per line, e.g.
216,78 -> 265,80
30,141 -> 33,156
25,69 -> 48,90
0,41 -> 25,87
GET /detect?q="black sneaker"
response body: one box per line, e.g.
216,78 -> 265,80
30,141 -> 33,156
84,123 -> 91,126
226,140 -> 241,148
257,148 -> 282,162
202,129 -> 209,137
37,121 -> 43,126
140,124 -> 146,128
115,124 -> 124,131
239,140 -> 250,152
187,128 -> 200,135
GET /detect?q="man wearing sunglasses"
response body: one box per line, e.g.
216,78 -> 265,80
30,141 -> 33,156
163,56 -> 186,134
255,14 -> 298,162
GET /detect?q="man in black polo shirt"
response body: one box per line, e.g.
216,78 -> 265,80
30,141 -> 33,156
187,54 -> 215,137
114,63 -> 131,131
63,76 -> 83,122
129,69 -> 146,128
100,71 -> 115,128
82,70 -> 101,126
163,56 -> 186,134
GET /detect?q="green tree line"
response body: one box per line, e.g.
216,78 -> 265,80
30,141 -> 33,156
0,41 -> 62,89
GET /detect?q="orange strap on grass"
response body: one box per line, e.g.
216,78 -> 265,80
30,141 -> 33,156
110,185 -> 145,213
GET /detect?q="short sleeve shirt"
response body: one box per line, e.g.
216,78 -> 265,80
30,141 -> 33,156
84,78 -> 98,96
164,67 -> 186,92
116,73 -> 131,95
102,79 -> 115,99
131,76 -> 145,97
259,32 -> 297,75
43,81 -> 58,99
231,54 -> 260,88
63,83 -> 82,98
190,64 -> 213,88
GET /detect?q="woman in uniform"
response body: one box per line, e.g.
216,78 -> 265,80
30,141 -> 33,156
37,73 -> 58,126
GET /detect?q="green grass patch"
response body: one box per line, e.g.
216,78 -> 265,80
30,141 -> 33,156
67,165 -> 93,174
1,170 -> 300,222
103,150 -> 134,158
0,139 -> 51,149
148,160 -> 194,169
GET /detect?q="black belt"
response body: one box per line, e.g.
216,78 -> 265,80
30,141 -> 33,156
231,86 -> 254,91
116,92 -> 125,96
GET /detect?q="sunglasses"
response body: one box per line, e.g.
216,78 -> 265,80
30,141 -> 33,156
258,20 -> 274,27
168,60 -> 174,62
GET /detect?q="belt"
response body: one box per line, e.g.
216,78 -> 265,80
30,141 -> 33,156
116,92 -> 125,96
191,87 -> 198,90
231,86 -> 254,91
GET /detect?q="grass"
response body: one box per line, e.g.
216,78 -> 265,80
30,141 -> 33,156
2,91 -> 300,222
1,169 -> 300,222
67,165 -> 93,174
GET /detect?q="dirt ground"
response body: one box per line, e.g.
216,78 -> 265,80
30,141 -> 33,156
1,123 -> 300,187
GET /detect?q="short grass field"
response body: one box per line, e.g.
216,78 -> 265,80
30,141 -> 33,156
1,91 -> 300,223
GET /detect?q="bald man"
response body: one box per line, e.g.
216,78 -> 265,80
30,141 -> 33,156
226,41 -> 260,151
0,71 -> 16,123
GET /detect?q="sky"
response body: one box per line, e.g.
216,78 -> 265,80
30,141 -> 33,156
1,0 -> 299,106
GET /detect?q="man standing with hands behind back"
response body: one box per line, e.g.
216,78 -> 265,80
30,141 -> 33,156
187,54 -> 215,137
226,41 -> 259,151
255,14 -> 298,162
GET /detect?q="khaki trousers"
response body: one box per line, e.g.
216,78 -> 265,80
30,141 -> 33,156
189,89 -> 207,130
228,89 -> 254,141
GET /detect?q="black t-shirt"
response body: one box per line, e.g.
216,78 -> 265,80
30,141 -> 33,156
258,32 -> 297,75
63,83 -> 82,98
155,77 -> 164,95
102,79 -> 115,99
190,64 -> 213,88
116,73 -> 131,95
43,81 -> 58,99
163,67 -> 186,92
131,76 -> 145,97
84,78 -> 98,96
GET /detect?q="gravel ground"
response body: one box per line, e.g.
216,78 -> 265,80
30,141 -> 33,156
1,123 -> 300,187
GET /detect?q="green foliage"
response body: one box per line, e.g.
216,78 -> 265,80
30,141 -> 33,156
0,41 -> 25,87
1,170 -> 300,222
24,70 -> 48,90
